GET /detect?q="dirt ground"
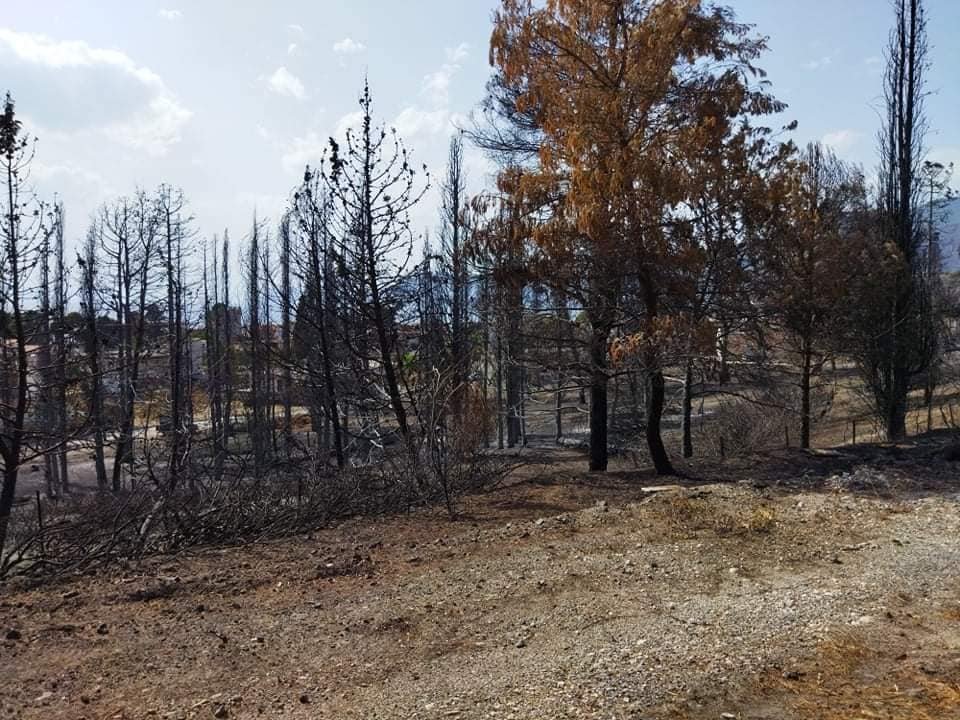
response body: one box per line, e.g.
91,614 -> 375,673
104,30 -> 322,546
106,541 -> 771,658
3,442 -> 960,719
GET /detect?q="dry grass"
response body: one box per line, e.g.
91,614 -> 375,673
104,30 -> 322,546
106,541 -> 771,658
745,506 -> 778,533
765,631 -> 960,720
655,494 -> 777,538
791,674 -> 960,720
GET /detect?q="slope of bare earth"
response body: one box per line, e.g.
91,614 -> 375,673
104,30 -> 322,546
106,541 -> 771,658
3,444 -> 960,720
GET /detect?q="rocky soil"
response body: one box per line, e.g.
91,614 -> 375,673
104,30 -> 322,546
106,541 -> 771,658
3,446 -> 960,719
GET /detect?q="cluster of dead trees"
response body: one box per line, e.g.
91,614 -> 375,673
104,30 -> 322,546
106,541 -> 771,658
0,85 -> 508,566
0,1 -> 956,567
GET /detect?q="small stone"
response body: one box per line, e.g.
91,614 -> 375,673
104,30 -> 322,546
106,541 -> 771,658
34,691 -> 53,705
5,628 -> 22,641
515,637 -> 527,648
97,623 -> 109,635
298,694 -> 310,704
212,704 -> 229,719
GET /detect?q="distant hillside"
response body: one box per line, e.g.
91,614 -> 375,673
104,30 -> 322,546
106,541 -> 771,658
937,196 -> 960,272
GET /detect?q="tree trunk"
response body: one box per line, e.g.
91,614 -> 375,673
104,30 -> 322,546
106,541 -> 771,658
646,363 -> 674,475
681,357 -> 694,459
588,327 -> 609,472
800,338 -> 812,449
82,234 -> 109,492
496,335 -> 504,450
165,208 -> 183,488
506,361 -> 522,448
0,465 -> 19,565
643,284 -> 675,476
221,231 -> 233,461
54,210 -> 69,494
280,217 -> 293,456
888,366 -> 909,441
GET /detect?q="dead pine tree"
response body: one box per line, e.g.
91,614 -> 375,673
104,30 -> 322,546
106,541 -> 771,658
292,170 -> 345,468
221,230 -> 234,459
918,160 -> 952,431
262,237 -> 276,455
279,213 -> 294,457
37,205 -> 60,496
246,215 -> 270,477
157,185 -> 191,489
0,93 -> 47,558
203,237 -> 224,475
52,201 -> 69,493
79,223 -> 109,491
440,133 -> 471,422
101,191 -> 162,491
852,0 -> 932,441
324,80 -> 429,443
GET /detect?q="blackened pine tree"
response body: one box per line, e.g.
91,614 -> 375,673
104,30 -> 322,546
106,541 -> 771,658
853,0 -> 932,441
323,81 -> 428,442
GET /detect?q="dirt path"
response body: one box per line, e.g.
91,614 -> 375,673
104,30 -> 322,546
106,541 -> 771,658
3,463 -> 960,719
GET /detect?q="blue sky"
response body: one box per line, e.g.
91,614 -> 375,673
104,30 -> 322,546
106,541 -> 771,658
2,1 -> 958,245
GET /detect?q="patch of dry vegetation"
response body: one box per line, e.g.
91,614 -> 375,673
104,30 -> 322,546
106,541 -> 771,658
779,632 -> 960,720
654,493 -> 778,538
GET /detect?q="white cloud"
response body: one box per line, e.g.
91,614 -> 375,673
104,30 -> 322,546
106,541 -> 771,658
394,107 -> 451,138
281,131 -> 328,174
33,161 -> 112,194
267,66 -> 306,100
804,55 -> 832,71
280,43 -> 471,184
0,27 -> 159,78
0,28 -> 191,155
822,129 -> 861,154
158,9 -> 182,21
422,68 -> 454,107
335,110 -> 364,138
111,95 -> 192,154
287,43 -> 299,56
446,42 -> 469,64
421,43 -> 469,107
287,24 -> 305,36
333,37 -> 366,55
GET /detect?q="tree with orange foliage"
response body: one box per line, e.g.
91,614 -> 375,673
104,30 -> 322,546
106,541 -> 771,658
749,143 -> 869,449
487,0 -> 784,473
663,125 -> 789,459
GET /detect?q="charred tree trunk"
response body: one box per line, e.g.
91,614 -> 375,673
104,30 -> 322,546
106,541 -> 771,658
643,286 -> 675,476
53,204 -> 69,493
280,215 -> 294,456
681,356 -> 694,459
588,325 -> 609,472
800,335 -> 813,450
81,228 -> 109,492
